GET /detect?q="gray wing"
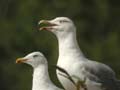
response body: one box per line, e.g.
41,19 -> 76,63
82,60 -> 120,90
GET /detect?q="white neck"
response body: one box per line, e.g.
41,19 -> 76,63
57,31 -> 84,65
32,64 -> 53,90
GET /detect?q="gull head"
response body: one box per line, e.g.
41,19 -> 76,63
16,52 -> 47,68
38,17 -> 76,37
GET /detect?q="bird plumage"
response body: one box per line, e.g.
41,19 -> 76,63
39,17 -> 120,90
16,52 -> 63,90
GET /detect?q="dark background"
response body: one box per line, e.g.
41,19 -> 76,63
0,0 -> 120,90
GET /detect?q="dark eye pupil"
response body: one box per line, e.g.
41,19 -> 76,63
60,20 -> 63,23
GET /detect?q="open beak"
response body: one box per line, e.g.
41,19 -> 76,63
38,20 -> 58,31
16,58 -> 28,64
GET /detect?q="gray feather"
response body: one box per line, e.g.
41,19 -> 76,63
81,59 -> 120,90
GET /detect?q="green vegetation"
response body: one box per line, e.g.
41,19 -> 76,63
0,0 -> 119,90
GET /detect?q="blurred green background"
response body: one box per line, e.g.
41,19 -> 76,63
0,0 -> 120,90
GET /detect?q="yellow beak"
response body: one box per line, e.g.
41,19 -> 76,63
16,58 -> 28,64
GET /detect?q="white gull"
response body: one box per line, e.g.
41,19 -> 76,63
39,17 -> 120,90
16,52 -> 63,90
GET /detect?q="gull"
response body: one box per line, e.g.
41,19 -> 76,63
16,52 -> 63,90
38,17 -> 120,90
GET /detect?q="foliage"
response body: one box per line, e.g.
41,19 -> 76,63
0,0 -> 120,90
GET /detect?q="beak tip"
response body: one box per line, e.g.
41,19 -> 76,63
38,21 -> 41,25
15,58 -> 28,64
38,20 -> 44,25
39,27 -> 43,31
16,58 -> 24,64
16,60 -> 21,64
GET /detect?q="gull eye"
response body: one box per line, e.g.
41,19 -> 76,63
59,20 -> 69,23
59,20 -> 64,23
33,55 -> 39,58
